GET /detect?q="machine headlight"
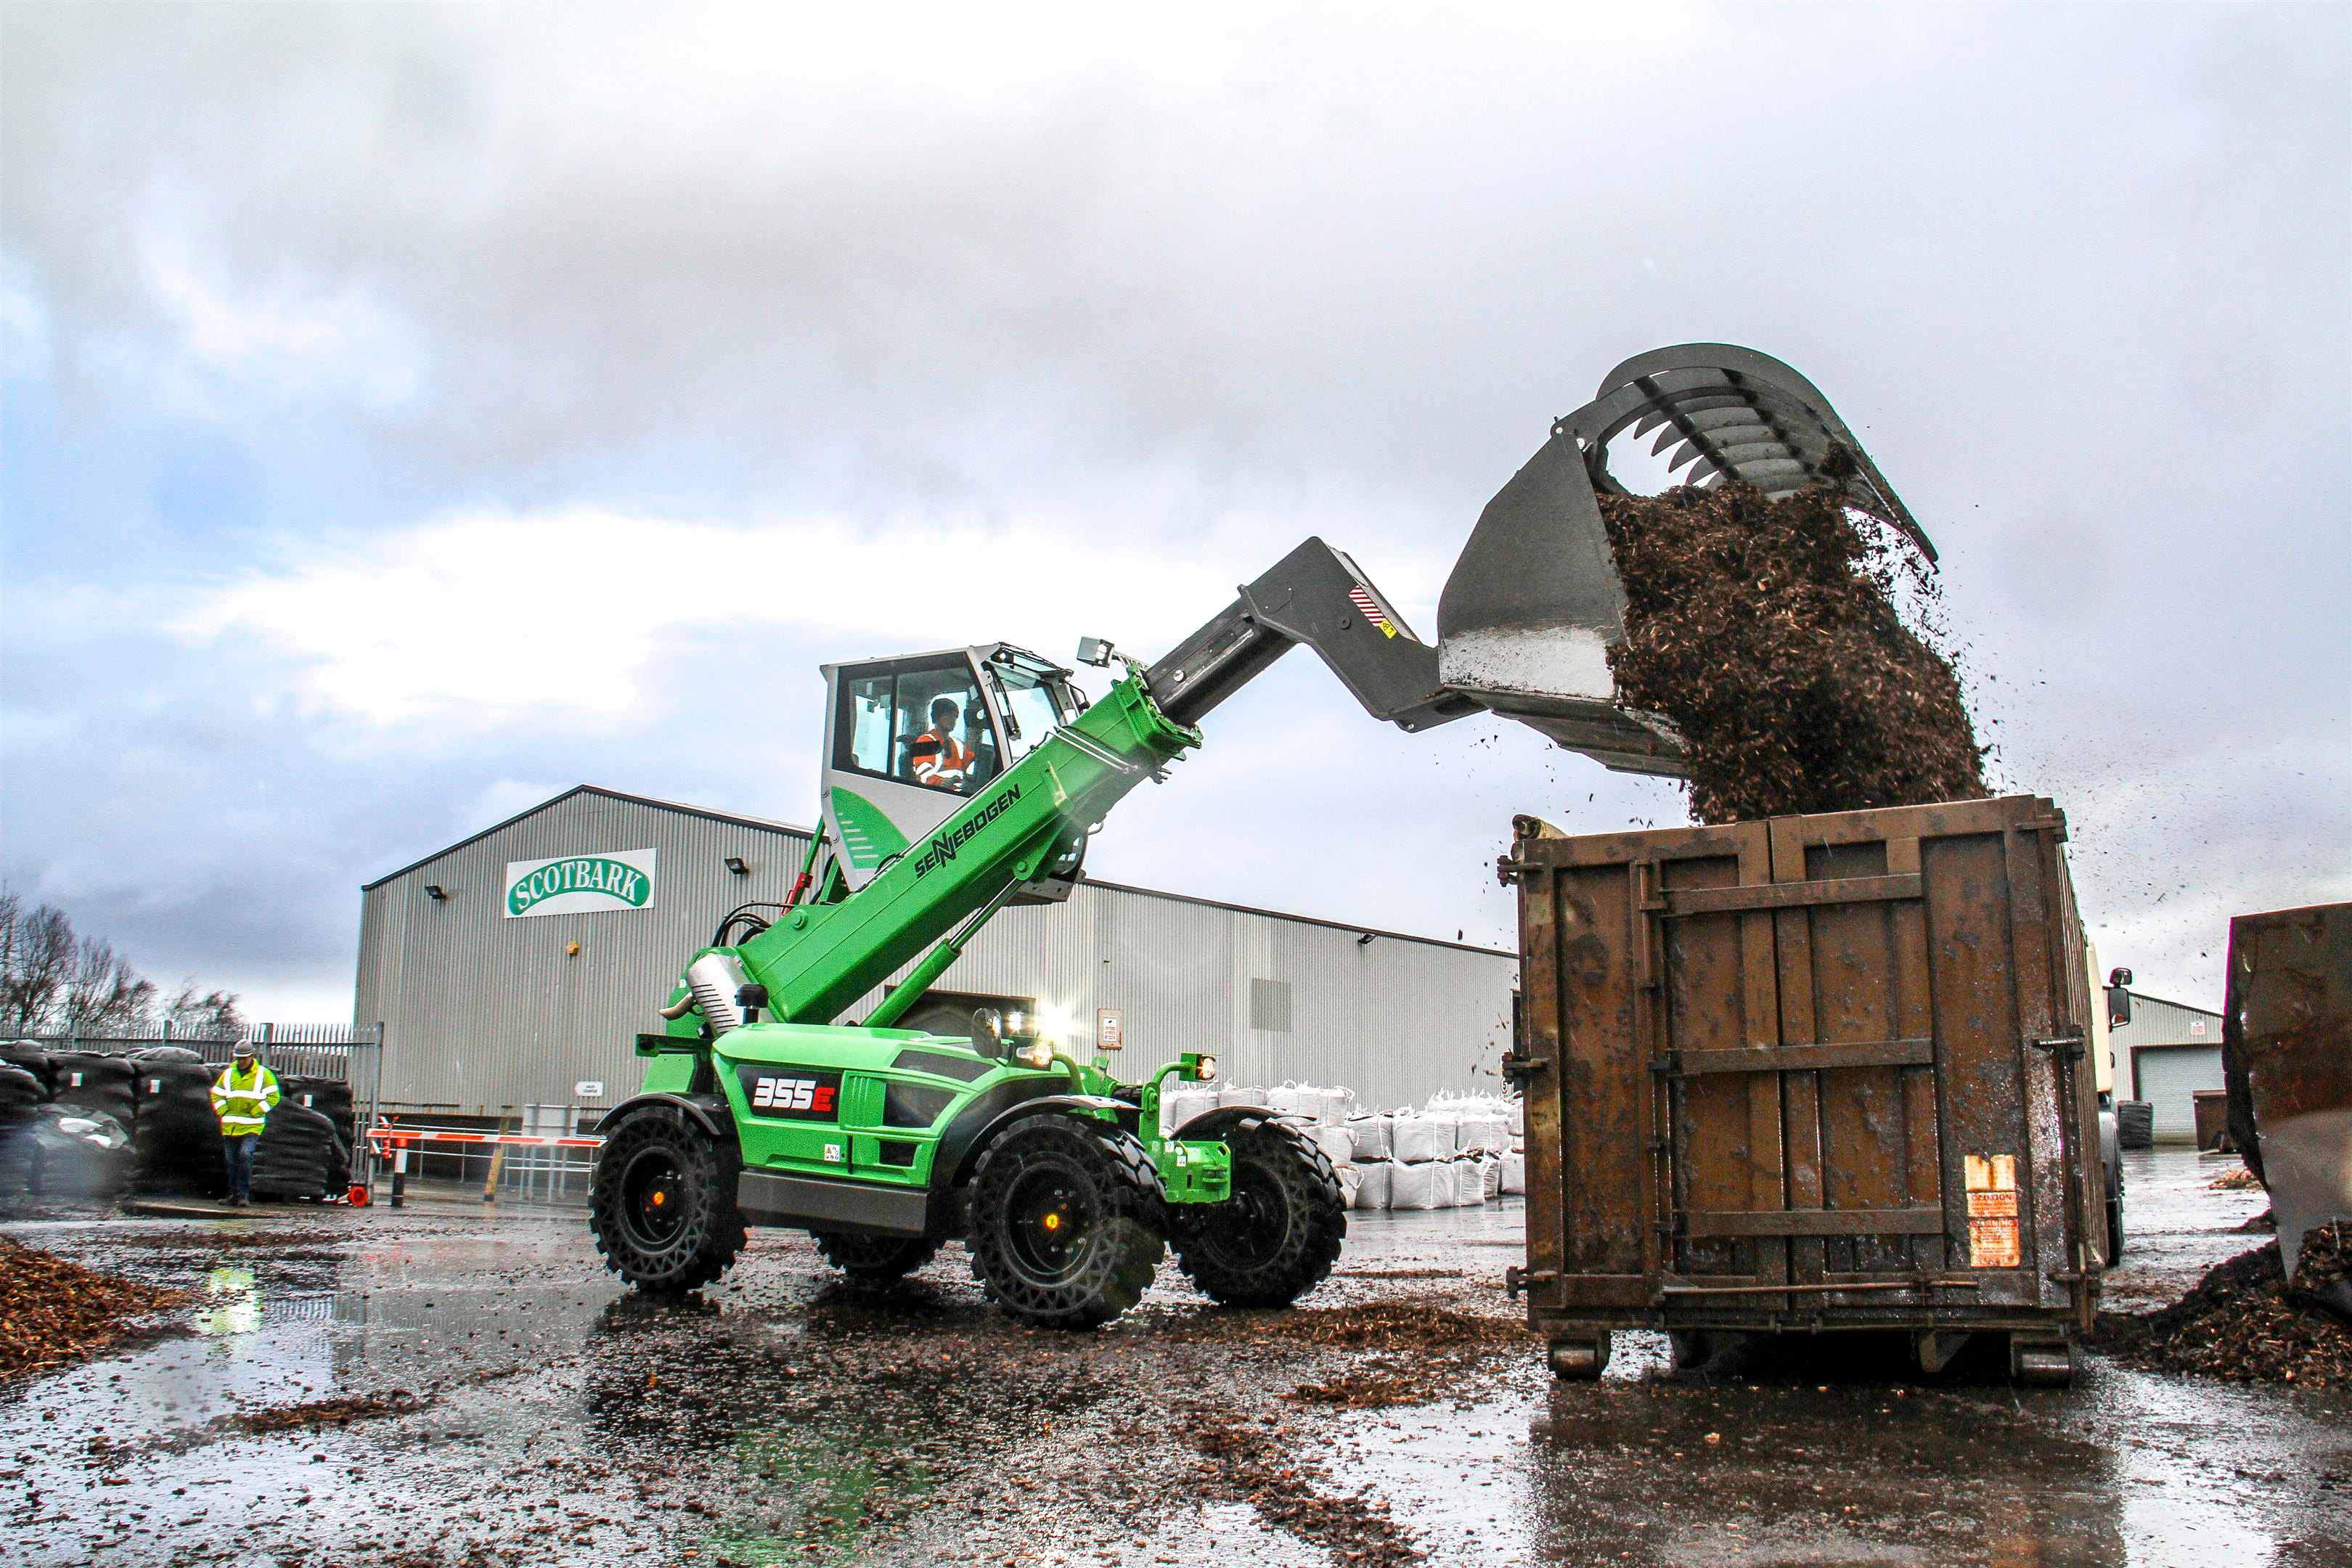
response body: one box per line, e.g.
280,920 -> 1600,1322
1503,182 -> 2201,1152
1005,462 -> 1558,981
1015,1042 -> 1057,1070
1196,1055 -> 1217,1082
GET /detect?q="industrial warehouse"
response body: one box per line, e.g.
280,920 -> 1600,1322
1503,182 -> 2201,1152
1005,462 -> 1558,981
354,785 -> 1517,1119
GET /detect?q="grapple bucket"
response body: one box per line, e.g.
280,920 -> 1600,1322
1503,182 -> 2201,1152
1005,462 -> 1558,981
1436,343 -> 1932,776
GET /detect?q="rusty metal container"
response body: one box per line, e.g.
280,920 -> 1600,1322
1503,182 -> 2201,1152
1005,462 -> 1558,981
2221,902 -> 2352,1281
2192,1090 -> 2235,1152
1501,795 -> 2107,1384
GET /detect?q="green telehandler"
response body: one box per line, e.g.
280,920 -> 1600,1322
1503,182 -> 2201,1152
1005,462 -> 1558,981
587,344 -> 1932,1328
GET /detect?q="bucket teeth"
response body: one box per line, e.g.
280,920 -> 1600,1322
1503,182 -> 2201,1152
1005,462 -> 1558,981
1436,343 -> 1934,777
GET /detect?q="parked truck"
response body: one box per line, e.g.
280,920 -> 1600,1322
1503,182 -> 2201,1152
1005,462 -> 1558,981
1501,795 -> 2112,1384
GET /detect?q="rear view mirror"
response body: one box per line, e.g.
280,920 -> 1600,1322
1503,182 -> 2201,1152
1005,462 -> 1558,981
2107,987 -> 2133,1029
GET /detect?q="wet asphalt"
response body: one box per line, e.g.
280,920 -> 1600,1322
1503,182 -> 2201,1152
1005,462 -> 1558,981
2,1145 -> 2345,1568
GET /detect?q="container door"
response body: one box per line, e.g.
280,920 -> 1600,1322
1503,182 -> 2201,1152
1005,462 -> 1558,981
1651,800 -> 2090,1311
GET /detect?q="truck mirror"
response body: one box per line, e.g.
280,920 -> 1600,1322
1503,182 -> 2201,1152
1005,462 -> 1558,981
2107,988 -> 2133,1029
971,1007 -> 1008,1058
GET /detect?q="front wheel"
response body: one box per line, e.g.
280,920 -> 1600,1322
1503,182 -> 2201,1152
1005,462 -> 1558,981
966,1114 -> 1165,1330
1169,1116 -> 1347,1308
813,1230 -> 942,1283
589,1108 -> 747,1294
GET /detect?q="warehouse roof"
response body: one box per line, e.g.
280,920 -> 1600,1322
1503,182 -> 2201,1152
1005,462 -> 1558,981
363,783 -> 1511,958
361,785 -> 812,891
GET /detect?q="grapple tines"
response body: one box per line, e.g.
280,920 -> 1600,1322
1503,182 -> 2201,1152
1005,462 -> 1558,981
1435,343 -> 1931,777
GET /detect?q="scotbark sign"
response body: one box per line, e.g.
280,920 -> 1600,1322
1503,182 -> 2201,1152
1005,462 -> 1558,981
504,849 -> 658,918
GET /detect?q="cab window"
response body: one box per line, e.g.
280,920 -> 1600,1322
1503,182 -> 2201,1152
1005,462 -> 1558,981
831,656 -> 1000,796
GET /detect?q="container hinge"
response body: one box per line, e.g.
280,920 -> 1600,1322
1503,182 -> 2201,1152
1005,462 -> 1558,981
1504,1266 -> 1557,1300
2029,1029 -> 2086,1062
1496,856 -> 1527,886
1498,1051 -> 1549,1085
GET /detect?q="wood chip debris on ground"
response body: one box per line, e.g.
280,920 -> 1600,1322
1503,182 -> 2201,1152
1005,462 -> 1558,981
1598,479 -> 1987,824
2208,1165 -> 2263,1191
1180,1406 -> 1425,1566
2099,1225 -> 2352,1388
0,1235 -> 189,1379
225,1390 -> 426,1433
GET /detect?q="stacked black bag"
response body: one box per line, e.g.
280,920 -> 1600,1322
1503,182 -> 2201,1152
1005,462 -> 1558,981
129,1053 -> 228,1197
0,1061 -> 45,1198
49,1053 -> 135,1125
282,1076 -> 356,1193
252,1100 -> 341,1199
0,1042 -> 55,1099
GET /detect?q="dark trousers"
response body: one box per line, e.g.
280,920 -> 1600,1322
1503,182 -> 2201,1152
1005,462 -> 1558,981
225,1133 -> 256,1199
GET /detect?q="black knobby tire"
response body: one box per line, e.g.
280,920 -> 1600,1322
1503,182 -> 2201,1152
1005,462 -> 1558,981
589,1108 -> 748,1294
1169,1115 -> 1347,1309
813,1230 -> 943,1283
966,1114 -> 1165,1330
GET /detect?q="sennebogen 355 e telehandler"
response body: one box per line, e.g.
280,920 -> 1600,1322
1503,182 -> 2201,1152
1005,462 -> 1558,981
587,345 -> 1935,1328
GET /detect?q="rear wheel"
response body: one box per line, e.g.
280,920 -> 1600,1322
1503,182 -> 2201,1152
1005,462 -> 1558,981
813,1230 -> 942,1283
967,1114 -> 1164,1330
1169,1116 -> 1347,1308
589,1108 -> 746,1294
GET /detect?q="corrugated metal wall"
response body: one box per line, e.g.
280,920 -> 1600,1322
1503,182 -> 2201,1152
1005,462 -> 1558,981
356,788 -> 1516,1115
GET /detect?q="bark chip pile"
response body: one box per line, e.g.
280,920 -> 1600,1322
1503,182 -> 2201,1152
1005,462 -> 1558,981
0,1234 -> 188,1378
2099,1224 -> 2352,1388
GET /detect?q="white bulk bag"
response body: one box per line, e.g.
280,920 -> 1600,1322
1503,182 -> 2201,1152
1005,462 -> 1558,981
1454,1157 -> 1489,1206
1308,1124 -> 1355,1169
1505,1098 -> 1524,1138
1500,1152 -> 1527,1196
1392,1114 -> 1456,1165
1266,1081 -> 1315,1118
1347,1114 -> 1394,1162
1320,1085 -> 1357,1125
1335,1164 -> 1362,1207
1456,1114 -> 1510,1155
1389,1160 -> 1448,1210
1482,1155 -> 1503,1199
1352,1161 -> 1392,1210
1219,1085 -> 1265,1108
1160,1088 -> 1218,1136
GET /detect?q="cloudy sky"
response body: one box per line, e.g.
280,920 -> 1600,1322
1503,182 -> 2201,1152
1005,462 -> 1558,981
3,3 -> 2345,1021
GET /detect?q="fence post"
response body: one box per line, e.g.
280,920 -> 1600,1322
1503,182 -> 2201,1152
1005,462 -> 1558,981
258,1021 -> 275,1072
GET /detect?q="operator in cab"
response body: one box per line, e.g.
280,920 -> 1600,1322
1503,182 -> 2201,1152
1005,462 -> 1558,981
909,696 -> 975,791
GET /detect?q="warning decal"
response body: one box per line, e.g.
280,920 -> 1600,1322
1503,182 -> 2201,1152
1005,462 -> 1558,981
1964,1153 -> 2021,1268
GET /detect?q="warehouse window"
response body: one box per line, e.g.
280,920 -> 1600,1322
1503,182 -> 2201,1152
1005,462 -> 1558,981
1250,978 -> 1292,1033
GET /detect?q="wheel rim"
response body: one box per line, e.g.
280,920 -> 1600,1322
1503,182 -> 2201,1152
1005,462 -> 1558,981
1197,1159 -> 1291,1270
618,1147 -> 687,1249
1003,1163 -> 1094,1284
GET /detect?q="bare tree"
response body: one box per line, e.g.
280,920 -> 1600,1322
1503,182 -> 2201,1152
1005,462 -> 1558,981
0,888 -> 240,1040
161,984 -> 246,1042
0,891 -> 78,1037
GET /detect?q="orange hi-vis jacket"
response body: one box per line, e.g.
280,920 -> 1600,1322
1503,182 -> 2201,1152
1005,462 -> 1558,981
909,729 -> 973,789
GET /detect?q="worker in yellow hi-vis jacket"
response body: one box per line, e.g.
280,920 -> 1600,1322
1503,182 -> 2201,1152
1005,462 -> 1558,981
211,1043 -> 280,1206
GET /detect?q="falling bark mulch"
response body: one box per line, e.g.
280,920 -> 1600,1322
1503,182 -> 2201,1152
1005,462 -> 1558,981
2098,1225 -> 2352,1388
0,1235 -> 190,1378
1180,1406 -> 1425,1565
1599,479 -> 1987,824
1272,1301 -> 1535,1410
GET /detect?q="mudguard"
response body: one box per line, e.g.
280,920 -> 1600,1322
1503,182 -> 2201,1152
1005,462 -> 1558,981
942,1092 -> 1132,1188
1169,1104 -> 1291,1141
595,1091 -> 736,1149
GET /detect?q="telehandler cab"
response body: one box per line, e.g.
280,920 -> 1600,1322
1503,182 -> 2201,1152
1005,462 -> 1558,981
588,345 -> 1933,1328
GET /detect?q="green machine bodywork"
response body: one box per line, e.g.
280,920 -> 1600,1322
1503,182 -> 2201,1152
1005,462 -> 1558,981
634,672 -> 1236,1228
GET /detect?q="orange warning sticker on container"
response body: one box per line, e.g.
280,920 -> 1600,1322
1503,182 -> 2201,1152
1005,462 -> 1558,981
1965,1152 -> 2022,1267
1969,1217 -> 2022,1268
